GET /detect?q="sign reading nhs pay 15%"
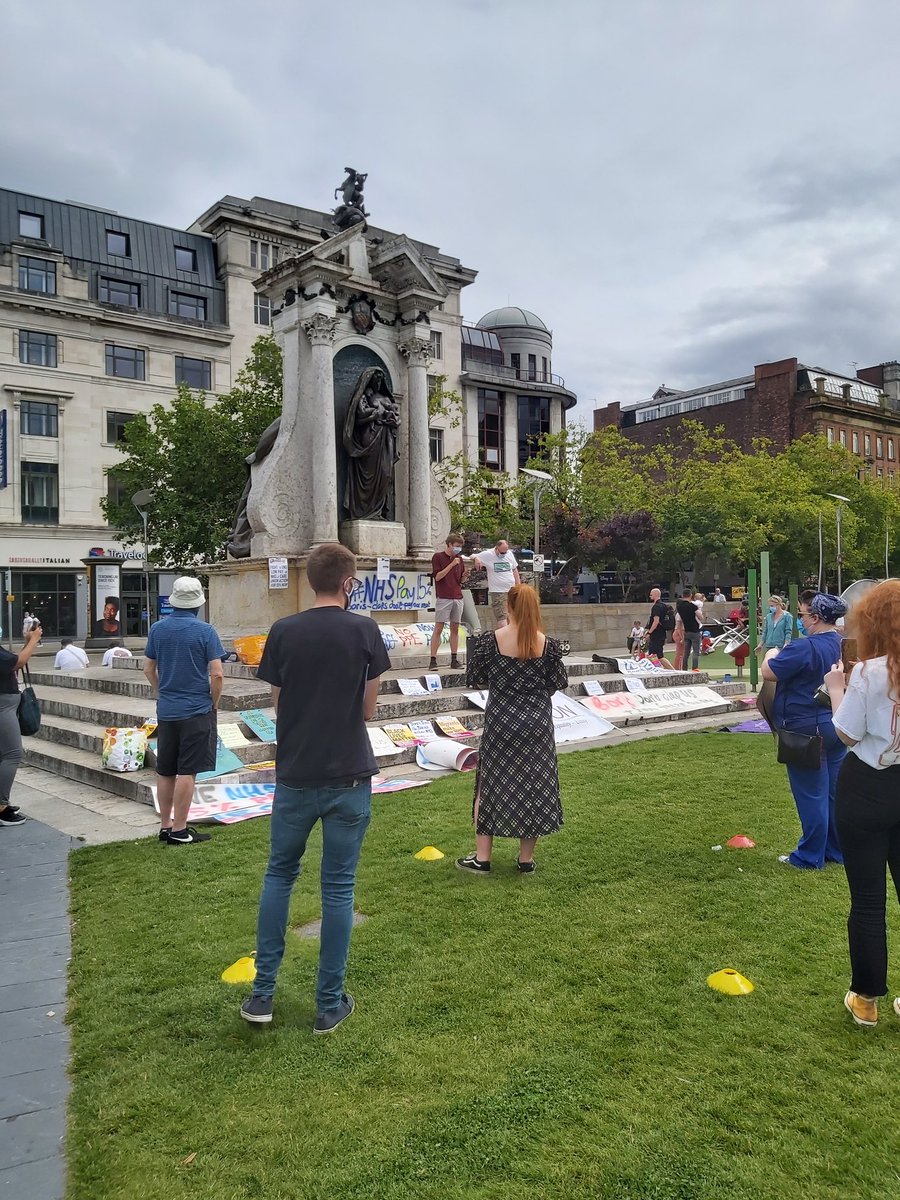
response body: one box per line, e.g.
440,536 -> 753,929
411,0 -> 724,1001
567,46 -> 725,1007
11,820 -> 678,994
349,570 -> 433,612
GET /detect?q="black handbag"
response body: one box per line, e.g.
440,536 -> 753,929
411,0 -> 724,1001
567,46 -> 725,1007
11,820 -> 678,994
776,726 -> 823,768
17,666 -> 41,736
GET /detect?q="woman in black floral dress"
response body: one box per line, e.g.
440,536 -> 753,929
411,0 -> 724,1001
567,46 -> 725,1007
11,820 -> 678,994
457,585 -> 567,874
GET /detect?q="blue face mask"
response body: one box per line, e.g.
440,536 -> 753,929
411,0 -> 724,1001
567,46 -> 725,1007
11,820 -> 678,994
451,546 -> 462,555
768,605 -> 776,615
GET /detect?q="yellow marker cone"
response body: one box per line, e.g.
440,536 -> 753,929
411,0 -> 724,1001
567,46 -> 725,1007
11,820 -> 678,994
707,968 -> 754,995
414,846 -> 445,861
221,954 -> 257,984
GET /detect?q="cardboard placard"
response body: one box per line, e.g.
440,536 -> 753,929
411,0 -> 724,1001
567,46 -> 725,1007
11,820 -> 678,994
238,709 -> 277,742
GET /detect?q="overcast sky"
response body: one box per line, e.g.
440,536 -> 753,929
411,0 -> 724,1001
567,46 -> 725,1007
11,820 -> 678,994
3,0 -> 900,419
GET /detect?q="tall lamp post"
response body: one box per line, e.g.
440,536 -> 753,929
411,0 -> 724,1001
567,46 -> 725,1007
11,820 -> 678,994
826,493 -> 851,596
131,489 -> 155,637
520,468 -> 554,561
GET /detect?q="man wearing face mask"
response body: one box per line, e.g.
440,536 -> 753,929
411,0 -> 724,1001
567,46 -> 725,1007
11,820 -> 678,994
429,532 -> 466,671
242,542 -> 391,1034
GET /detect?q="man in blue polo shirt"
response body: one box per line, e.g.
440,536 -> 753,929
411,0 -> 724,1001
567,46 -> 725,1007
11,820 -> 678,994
144,576 -> 225,845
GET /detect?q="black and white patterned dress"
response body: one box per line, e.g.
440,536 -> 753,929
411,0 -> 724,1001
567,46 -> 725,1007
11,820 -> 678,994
467,632 -> 568,837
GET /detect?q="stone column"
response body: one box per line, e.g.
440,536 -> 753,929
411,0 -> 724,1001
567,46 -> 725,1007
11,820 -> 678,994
399,335 -> 432,554
303,313 -> 339,546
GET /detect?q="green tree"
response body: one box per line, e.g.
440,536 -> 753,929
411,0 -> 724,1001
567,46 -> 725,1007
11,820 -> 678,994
101,336 -> 283,566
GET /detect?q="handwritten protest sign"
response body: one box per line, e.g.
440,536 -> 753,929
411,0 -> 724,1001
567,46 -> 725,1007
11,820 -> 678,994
238,709 -> 277,742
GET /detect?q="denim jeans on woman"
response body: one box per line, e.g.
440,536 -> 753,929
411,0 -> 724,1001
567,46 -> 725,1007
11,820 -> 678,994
835,753 -> 900,997
253,779 -> 372,1013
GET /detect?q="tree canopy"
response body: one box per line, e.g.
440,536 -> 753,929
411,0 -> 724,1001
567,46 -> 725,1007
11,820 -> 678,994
524,421 -> 900,592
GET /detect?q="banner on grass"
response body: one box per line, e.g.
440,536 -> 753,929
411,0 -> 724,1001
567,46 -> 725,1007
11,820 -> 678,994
550,692 -> 616,743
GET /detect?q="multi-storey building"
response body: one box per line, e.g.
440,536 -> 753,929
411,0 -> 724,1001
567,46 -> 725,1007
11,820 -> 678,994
0,187 -> 231,636
0,185 -> 578,636
596,356 -> 900,484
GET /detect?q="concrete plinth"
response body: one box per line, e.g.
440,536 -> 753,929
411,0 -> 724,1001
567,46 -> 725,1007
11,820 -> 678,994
207,552 -> 437,641
339,520 -> 407,557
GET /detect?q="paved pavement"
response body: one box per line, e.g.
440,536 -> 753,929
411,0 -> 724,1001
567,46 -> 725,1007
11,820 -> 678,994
0,816 -> 77,1198
0,772 -> 158,1195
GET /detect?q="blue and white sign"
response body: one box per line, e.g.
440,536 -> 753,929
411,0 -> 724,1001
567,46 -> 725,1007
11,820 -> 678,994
349,570 -> 433,612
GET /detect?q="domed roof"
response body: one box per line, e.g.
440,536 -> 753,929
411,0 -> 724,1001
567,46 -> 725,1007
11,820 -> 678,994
477,306 -> 549,332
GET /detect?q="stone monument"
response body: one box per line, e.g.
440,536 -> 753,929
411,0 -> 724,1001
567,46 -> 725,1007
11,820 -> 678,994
208,173 -> 453,637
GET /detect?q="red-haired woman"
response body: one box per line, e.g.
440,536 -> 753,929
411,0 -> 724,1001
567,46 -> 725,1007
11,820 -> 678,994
456,584 -> 567,874
826,579 -> 900,1026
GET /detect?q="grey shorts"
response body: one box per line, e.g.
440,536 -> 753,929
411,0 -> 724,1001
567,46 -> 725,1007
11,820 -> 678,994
435,597 -> 464,623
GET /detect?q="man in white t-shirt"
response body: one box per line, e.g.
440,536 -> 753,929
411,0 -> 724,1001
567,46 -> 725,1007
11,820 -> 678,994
102,642 -> 133,668
54,637 -> 90,670
469,539 -> 520,628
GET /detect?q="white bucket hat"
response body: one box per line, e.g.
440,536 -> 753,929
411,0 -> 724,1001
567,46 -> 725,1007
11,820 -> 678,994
169,577 -> 205,609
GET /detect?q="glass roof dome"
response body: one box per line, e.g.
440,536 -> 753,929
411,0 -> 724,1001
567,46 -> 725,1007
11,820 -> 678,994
477,306 -> 549,332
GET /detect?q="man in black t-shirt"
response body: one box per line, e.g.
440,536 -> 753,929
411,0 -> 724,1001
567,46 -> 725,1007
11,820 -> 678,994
241,542 -> 391,1036
646,587 -> 670,659
676,589 -> 702,670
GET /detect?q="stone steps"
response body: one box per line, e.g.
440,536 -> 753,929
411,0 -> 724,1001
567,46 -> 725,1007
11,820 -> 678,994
22,654 -> 752,811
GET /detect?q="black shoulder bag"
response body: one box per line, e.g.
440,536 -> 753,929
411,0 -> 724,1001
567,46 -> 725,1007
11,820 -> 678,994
776,708 -> 822,769
17,665 -> 41,736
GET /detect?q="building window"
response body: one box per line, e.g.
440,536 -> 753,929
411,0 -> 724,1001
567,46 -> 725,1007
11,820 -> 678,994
99,277 -> 140,307
877,436 -> 884,458
106,411 -> 136,444
21,399 -> 58,437
18,256 -> 56,294
877,467 -> 883,478
517,395 -> 551,467
254,293 -> 271,326
889,439 -> 896,461
19,330 -> 57,367
21,462 -> 59,524
427,374 -> 440,401
826,427 -> 834,445
250,240 -> 278,270
527,354 -> 537,382
840,429 -> 847,448
175,355 -> 211,389
429,428 -> 444,463
478,388 -> 504,470
864,433 -> 872,456
175,246 -> 197,272
105,345 -> 145,380
169,292 -> 207,320
852,431 -> 859,453
106,471 -> 127,509
429,330 -> 443,359
542,356 -> 548,381
106,231 -> 130,257
19,212 -> 44,239
510,352 -> 521,377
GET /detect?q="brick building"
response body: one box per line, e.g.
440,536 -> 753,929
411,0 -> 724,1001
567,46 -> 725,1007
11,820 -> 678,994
595,357 -> 900,484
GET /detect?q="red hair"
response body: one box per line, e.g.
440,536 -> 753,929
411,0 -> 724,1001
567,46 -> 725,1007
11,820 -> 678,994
850,579 -> 900,701
506,584 -> 544,659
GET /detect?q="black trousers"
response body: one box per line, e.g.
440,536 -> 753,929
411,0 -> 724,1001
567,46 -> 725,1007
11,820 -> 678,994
834,753 -> 900,997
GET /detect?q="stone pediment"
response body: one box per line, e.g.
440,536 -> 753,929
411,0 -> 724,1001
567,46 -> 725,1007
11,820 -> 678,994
368,235 -> 447,300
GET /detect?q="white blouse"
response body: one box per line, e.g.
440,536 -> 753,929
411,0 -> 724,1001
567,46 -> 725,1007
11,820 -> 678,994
833,656 -> 900,770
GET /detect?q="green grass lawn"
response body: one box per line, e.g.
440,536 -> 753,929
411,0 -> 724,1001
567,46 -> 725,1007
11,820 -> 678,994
67,734 -> 900,1200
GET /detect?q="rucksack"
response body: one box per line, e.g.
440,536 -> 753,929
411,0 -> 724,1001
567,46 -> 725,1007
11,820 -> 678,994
660,604 -> 676,632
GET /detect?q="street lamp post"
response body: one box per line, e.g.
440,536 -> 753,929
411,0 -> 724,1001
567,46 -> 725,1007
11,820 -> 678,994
826,493 -> 851,596
131,489 -> 155,637
520,468 -> 554,564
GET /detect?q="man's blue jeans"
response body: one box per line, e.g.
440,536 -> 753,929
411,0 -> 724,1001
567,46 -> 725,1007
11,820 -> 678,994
253,778 -> 372,1012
